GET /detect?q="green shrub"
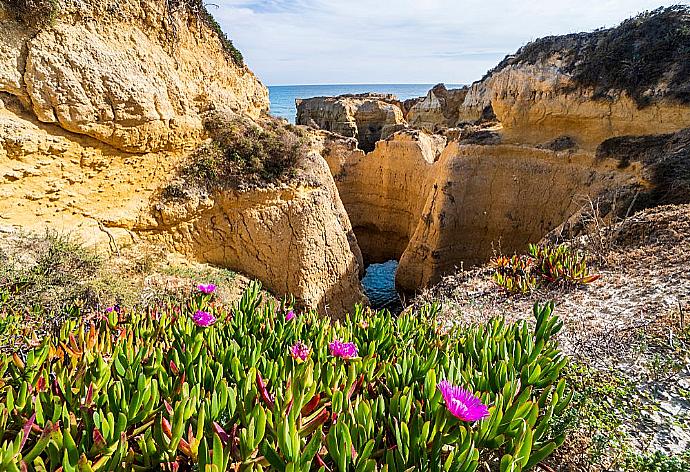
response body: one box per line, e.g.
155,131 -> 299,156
0,284 -> 571,470
166,117 -> 306,195
491,244 -> 599,294
0,231 -> 101,314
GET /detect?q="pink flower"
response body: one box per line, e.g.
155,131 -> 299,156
197,283 -> 217,294
437,380 -> 489,422
285,310 -> 296,321
328,340 -> 358,359
290,342 -> 311,362
192,310 -> 216,327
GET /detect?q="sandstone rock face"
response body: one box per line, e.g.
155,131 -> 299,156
321,131 -> 642,293
395,143 -> 640,291
466,62 -> 690,150
143,152 -> 366,316
406,84 -> 468,131
296,94 -> 405,152
0,0 -> 269,153
0,0 -> 366,316
321,130 -> 446,263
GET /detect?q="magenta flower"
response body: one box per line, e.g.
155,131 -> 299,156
437,380 -> 489,422
192,310 -> 216,327
285,310 -> 296,321
197,283 -> 217,294
328,340 -> 358,359
290,341 -> 311,362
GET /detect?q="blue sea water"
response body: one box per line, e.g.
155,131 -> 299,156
268,84 -> 463,123
361,260 -> 402,312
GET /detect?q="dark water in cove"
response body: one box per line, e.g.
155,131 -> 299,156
361,260 -> 402,312
268,84 -> 463,123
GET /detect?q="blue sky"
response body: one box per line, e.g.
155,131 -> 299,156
212,0 -> 686,85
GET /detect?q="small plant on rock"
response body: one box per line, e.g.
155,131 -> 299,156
491,244 -> 599,294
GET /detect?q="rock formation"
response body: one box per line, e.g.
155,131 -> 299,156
296,94 -> 405,152
457,6 -> 690,149
406,84 -> 469,131
317,7 -> 690,294
322,129 -> 642,292
0,0 -> 366,315
320,130 -> 446,264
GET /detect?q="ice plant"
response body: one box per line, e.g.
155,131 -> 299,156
329,340 -> 358,359
285,310 -> 296,321
197,283 -> 217,294
192,310 -> 216,327
437,380 -> 489,422
289,341 -> 311,362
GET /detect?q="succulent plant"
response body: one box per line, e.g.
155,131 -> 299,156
492,244 -> 599,294
0,282 -> 570,470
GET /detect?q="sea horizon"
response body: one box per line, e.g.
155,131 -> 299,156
268,83 -> 464,123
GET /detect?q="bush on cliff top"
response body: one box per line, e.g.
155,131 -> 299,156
487,5 -> 690,107
167,0 -> 244,67
0,282 -> 571,470
164,116 -> 306,197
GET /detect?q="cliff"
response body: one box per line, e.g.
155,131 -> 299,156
0,0 -> 366,315
459,6 -> 690,149
315,7 -> 690,294
322,130 -> 642,292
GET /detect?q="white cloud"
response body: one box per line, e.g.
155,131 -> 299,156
211,0 -> 686,85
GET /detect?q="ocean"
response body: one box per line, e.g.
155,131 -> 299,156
268,84 -> 463,123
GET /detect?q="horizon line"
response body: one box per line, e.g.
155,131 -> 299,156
266,82 -> 468,87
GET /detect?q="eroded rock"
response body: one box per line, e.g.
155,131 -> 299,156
296,94 -> 406,152
0,0 -> 269,153
0,0 -> 366,316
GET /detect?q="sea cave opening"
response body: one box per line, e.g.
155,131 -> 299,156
360,259 -> 403,313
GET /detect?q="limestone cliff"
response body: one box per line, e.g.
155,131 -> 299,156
0,0 -> 366,315
321,130 -> 642,293
459,6 -> 690,149
320,130 -> 446,264
395,143 -> 640,291
0,0 -> 269,152
296,94 -> 405,152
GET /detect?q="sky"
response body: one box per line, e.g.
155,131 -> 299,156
212,0 -> 687,86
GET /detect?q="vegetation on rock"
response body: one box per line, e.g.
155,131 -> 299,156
0,282 -> 571,470
166,0 -> 244,66
488,6 -> 690,107
164,116 -> 306,197
491,244 -> 599,294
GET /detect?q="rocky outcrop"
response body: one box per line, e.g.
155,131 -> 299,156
0,0 -> 366,316
395,143 -> 640,291
406,84 -> 468,131
457,7 -> 690,149
322,129 -> 641,292
143,150 -> 366,316
320,129 -> 446,264
0,0 -> 269,153
296,94 -> 405,152
464,63 -> 690,150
